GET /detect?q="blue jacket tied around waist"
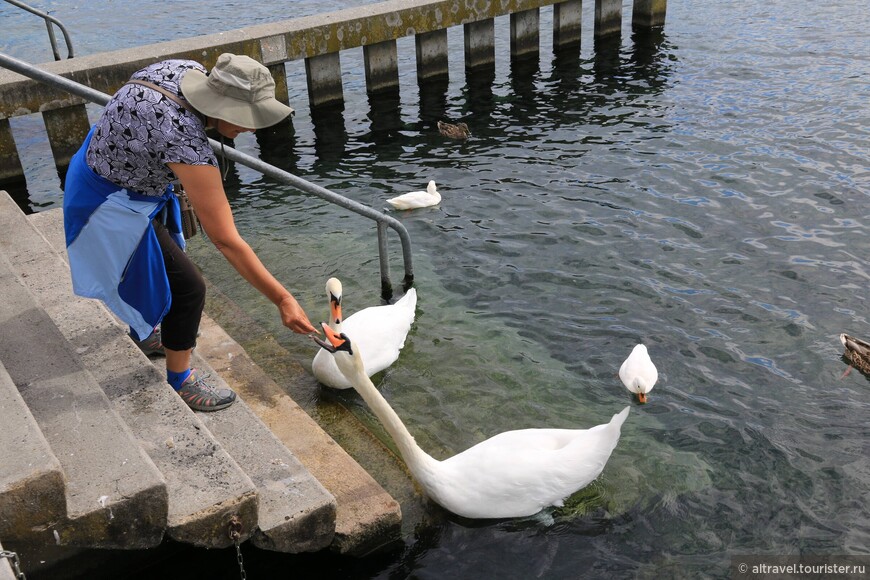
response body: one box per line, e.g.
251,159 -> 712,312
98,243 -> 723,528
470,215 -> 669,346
64,126 -> 186,341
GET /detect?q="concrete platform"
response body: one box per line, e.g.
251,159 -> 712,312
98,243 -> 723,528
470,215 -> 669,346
23,200 -> 337,551
0,191 -> 403,556
13,198 -> 260,549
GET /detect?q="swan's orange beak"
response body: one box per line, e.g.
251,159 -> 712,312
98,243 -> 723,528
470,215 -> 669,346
310,322 -> 352,354
637,392 -> 648,404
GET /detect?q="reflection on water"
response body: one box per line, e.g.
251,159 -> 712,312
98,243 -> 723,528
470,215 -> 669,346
7,0 -> 870,578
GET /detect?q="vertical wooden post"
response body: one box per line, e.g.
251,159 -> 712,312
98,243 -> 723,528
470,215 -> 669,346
595,0 -> 622,38
0,118 -> 24,184
510,8 -> 540,60
553,0 -> 583,49
305,52 -> 344,109
42,104 -> 90,170
415,29 -> 449,83
363,40 -> 400,95
464,19 -> 496,71
632,0 -> 667,29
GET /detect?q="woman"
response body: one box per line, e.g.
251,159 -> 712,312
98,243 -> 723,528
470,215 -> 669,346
63,53 -> 316,411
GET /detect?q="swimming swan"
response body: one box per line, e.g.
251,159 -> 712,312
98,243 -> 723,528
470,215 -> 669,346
619,344 -> 658,404
312,324 -> 630,519
386,180 -> 441,210
312,277 -> 417,389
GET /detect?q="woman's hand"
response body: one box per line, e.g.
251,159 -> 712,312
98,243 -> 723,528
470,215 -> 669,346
278,294 -> 317,334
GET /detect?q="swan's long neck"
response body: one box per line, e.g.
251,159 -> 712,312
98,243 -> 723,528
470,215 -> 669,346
344,355 -> 437,474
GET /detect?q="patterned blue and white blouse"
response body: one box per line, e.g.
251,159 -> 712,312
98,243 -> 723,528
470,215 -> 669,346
86,59 -> 218,196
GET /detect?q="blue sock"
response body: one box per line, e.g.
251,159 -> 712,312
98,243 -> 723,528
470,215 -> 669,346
167,369 -> 192,391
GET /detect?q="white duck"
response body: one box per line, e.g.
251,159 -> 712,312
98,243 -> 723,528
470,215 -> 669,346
312,277 -> 417,389
312,324 -> 630,519
619,343 -> 658,404
386,180 -> 440,210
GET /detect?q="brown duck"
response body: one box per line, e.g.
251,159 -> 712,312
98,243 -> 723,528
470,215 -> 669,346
839,333 -> 870,376
437,120 -> 470,140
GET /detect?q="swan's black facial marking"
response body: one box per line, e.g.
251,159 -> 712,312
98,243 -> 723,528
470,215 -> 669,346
336,333 -> 354,355
329,292 -> 342,325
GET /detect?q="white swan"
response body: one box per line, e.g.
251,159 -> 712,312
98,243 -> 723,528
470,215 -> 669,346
311,277 -> 417,389
619,343 -> 658,404
386,180 -> 440,210
312,324 -> 630,519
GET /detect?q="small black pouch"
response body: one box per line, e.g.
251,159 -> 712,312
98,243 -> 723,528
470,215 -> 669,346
175,185 -> 200,240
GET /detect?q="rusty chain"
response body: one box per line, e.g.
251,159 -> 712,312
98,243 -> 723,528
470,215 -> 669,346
227,515 -> 246,580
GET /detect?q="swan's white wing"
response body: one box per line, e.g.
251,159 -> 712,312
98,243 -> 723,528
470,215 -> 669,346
429,407 -> 630,518
344,288 -> 417,375
312,289 -> 417,389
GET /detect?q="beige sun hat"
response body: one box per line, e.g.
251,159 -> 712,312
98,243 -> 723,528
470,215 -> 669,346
181,53 -> 293,129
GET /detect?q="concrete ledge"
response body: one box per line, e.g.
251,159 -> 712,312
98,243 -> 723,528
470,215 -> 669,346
0,361 -> 66,541
0,252 -> 167,549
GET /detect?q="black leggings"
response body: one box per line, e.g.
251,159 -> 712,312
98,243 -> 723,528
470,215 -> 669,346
153,221 -> 205,351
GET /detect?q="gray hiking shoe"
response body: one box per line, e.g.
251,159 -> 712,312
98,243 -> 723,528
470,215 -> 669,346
133,328 -> 165,357
176,369 -> 236,411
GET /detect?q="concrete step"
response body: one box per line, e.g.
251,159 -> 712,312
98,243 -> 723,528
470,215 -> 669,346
0,360 -> 66,542
1,196 -> 258,549
26,202 -> 336,552
155,354 -> 337,553
194,314 -> 403,555
0,250 -> 167,549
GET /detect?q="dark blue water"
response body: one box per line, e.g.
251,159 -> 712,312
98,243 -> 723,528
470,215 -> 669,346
4,1 -> 869,578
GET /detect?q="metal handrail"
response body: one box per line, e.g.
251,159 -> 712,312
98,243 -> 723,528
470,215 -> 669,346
3,0 -> 75,60
0,52 -> 414,298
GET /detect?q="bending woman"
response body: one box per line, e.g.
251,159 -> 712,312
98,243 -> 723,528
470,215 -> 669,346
63,53 -> 316,411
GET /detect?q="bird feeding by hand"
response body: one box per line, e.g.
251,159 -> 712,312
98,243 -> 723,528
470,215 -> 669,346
311,277 -> 417,389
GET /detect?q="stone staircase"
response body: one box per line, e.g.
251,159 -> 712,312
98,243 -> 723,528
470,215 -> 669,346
0,190 -> 401,559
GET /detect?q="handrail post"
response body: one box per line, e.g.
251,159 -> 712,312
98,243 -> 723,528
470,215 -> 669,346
377,222 -> 392,301
4,0 -> 76,60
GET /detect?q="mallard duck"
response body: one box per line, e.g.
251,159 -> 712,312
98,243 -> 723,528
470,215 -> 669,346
386,180 -> 441,210
312,324 -> 630,519
437,120 -> 470,140
312,278 -> 417,389
839,333 -> 870,376
619,344 -> 658,404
